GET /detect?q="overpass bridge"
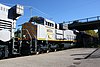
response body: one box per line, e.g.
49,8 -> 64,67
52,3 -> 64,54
68,16 -> 100,31
68,16 -> 100,43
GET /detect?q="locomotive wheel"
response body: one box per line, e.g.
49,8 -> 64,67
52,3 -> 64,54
54,49 -> 57,52
36,51 -> 39,55
47,50 -> 49,53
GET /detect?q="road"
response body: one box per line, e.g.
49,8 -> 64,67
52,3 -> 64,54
0,48 -> 96,67
77,48 -> 100,67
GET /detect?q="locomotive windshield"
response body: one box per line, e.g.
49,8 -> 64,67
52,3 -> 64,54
45,19 -> 55,28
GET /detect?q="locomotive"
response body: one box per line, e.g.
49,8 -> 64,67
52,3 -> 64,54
21,16 -> 76,55
0,3 -> 23,58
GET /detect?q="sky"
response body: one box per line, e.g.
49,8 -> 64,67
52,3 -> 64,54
0,0 -> 100,29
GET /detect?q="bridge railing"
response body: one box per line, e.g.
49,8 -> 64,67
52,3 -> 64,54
68,16 -> 100,24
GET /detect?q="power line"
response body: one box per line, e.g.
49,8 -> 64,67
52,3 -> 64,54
23,5 -> 51,17
2,3 -> 52,18
1,3 -> 53,21
1,3 -> 15,6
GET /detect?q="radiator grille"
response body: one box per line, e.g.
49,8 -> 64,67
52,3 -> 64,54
0,20 -> 12,31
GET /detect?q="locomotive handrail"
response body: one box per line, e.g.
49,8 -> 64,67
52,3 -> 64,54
21,29 -> 32,50
22,29 -> 32,40
22,29 -> 37,52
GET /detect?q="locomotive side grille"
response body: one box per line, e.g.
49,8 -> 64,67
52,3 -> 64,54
0,20 -> 12,31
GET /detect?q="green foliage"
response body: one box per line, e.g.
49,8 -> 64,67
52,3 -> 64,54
29,16 -> 39,22
29,16 -> 44,24
85,30 -> 98,37
84,30 -> 99,48
15,29 -> 21,38
88,42 -> 98,48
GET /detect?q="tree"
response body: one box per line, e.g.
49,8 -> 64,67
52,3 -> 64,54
85,30 -> 98,37
29,16 -> 39,22
29,16 -> 44,24
15,29 -> 21,38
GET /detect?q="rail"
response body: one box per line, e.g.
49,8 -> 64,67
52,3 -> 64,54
67,16 -> 100,24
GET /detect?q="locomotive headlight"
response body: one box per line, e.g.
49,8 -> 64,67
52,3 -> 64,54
48,35 -> 53,39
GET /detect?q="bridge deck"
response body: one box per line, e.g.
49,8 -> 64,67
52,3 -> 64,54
68,16 -> 100,31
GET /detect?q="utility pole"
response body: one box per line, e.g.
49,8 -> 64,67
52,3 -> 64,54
29,7 -> 33,18
22,5 -> 33,18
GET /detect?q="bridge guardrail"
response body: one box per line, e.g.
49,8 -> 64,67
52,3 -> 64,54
67,16 -> 100,24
